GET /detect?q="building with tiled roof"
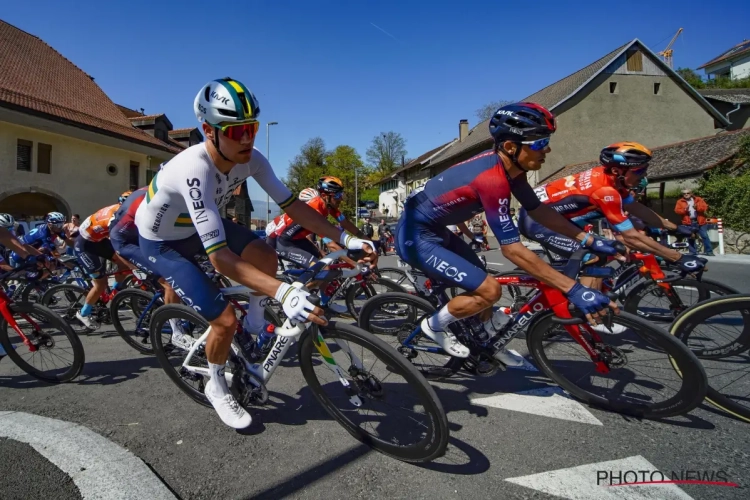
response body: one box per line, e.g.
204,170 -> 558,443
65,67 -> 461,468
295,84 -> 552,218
425,38 -> 729,189
0,19 -> 196,219
698,39 -> 750,81
698,89 -> 750,131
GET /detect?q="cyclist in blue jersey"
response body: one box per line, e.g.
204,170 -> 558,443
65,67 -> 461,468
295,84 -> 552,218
134,77 -> 376,429
396,102 -> 620,363
10,212 -> 66,265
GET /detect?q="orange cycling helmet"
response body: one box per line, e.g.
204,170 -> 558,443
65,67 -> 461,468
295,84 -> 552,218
317,176 -> 344,195
600,142 -> 652,169
119,191 -> 132,204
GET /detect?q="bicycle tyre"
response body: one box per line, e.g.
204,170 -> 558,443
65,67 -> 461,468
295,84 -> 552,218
40,283 -> 88,308
526,310 -> 708,419
150,304 -> 212,407
671,294 -> 750,423
0,302 -> 85,382
624,278 -> 739,323
298,321 -> 449,462
111,288 -> 162,355
344,277 -> 407,321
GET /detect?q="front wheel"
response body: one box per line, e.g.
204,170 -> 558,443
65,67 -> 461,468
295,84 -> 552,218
526,310 -> 707,419
624,278 -> 738,323
344,277 -> 407,321
298,321 -> 449,462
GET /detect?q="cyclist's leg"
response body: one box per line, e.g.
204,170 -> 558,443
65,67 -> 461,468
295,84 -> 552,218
275,236 -> 319,268
395,216 -> 492,357
73,235 -> 108,328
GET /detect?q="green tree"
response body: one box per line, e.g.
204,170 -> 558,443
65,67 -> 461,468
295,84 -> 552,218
475,99 -> 514,121
283,137 -> 327,197
324,145 -> 368,217
676,67 -> 704,88
366,132 -> 407,177
676,67 -> 750,89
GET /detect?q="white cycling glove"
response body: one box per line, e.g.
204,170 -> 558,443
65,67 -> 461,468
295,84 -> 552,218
275,282 -> 322,324
339,232 -> 375,252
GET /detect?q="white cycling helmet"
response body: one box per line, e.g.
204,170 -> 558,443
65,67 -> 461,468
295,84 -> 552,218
298,188 -> 319,202
0,213 -> 15,228
194,77 -> 260,126
46,212 -> 65,225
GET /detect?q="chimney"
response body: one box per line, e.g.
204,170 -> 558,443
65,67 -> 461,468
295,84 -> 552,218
459,119 -> 469,142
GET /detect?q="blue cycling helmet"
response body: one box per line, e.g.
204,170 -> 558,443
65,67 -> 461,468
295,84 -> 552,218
489,102 -> 557,143
46,212 -> 65,225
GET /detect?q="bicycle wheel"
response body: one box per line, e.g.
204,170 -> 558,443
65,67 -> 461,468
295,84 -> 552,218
624,278 -> 739,323
358,292 -> 463,379
298,321 -> 449,462
39,283 -> 92,333
111,288 -> 163,354
0,302 -> 85,382
344,277 -> 407,321
526,310 -> 707,419
671,294 -> 750,422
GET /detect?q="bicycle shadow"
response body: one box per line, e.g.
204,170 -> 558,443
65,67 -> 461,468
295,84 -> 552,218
0,355 -> 160,389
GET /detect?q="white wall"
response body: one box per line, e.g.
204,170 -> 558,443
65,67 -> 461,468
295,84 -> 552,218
0,120 -> 153,219
705,53 -> 750,80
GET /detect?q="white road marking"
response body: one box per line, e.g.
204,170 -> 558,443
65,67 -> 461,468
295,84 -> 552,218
505,455 -> 693,499
0,411 -> 176,499
471,386 -> 603,425
506,350 -> 539,372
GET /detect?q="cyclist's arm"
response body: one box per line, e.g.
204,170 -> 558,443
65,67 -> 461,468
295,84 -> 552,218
339,218 -> 365,239
0,227 -> 30,259
623,202 -> 668,229
511,174 -> 590,245
501,242 -> 576,293
283,200 -> 349,245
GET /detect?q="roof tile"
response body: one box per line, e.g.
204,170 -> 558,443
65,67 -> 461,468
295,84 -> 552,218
0,20 -> 180,154
698,88 -> 750,104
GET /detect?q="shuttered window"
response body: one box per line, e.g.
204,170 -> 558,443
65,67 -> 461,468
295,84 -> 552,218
626,50 -> 643,72
17,139 -> 32,171
38,143 -> 52,174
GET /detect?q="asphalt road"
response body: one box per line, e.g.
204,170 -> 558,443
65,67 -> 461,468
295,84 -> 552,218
2,249 -> 750,499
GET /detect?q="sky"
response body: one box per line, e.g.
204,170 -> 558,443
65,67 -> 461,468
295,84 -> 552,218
2,0 -> 750,201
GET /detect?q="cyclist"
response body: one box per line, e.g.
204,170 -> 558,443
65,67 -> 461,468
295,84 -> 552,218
517,141 -> 705,281
267,176 -> 366,267
134,77 -> 375,429
0,213 -> 17,271
72,192 -> 134,329
396,102 -> 619,363
9,212 -> 67,266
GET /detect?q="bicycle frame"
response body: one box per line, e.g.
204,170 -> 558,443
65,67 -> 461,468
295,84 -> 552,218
176,250 -> 368,404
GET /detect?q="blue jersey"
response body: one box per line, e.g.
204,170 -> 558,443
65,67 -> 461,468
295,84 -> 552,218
404,150 -> 541,246
11,224 -> 59,261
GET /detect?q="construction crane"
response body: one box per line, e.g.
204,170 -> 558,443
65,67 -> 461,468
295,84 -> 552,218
658,28 -> 683,68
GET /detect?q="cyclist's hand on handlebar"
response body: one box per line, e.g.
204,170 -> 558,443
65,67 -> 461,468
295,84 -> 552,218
341,233 -> 378,266
676,254 -> 707,274
583,234 -> 624,257
275,283 -> 328,326
565,282 -> 620,325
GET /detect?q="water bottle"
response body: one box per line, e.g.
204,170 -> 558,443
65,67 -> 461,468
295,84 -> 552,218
256,324 -> 276,351
483,308 -> 510,336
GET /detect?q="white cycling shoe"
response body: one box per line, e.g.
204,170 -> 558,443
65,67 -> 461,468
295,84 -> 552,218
75,312 -> 99,330
493,348 -> 525,367
590,323 -> 627,334
205,370 -> 252,429
420,318 -> 470,358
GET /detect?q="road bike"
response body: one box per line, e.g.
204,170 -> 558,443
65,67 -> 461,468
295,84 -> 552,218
359,248 -> 709,419
149,249 -> 449,463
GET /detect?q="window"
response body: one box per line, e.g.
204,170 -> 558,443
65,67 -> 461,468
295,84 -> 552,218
609,82 -> 618,94
653,82 -> 662,95
17,139 -> 32,171
129,161 -> 140,190
626,50 -> 643,72
146,168 -> 155,184
37,143 -> 52,174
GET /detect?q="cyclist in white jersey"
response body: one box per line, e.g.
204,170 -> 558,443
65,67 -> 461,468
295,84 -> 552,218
134,77 -> 376,429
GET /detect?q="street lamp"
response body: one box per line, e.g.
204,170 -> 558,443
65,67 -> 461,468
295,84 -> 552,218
354,166 -> 359,227
266,121 -> 278,225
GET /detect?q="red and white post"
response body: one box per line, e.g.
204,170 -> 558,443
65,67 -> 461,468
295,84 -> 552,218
717,218 -> 725,255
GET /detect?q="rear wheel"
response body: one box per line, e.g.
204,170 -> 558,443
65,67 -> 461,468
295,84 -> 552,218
624,278 -> 739,323
111,288 -> 163,354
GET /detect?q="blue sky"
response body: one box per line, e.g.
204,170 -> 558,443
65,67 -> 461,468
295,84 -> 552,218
2,1 -> 749,200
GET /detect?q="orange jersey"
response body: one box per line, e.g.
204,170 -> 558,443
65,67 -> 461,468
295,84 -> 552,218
272,196 -> 343,240
79,204 -> 119,242
534,166 -> 635,231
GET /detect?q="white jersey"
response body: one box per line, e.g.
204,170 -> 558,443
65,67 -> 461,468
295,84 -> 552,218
135,143 -> 294,254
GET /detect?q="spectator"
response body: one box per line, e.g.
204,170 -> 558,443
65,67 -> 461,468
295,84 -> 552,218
674,188 -> 714,256
509,207 -> 518,227
361,218 -> 375,239
377,219 -> 391,256
63,213 -> 80,255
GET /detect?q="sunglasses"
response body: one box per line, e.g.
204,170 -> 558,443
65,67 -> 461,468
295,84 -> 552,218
629,165 -> 649,176
520,137 -> 550,151
332,191 -> 344,200
217,121 -> 260,141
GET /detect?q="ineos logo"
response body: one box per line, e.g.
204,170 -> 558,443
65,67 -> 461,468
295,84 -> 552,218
582,291 -> 596,302
189,187 -> 202,201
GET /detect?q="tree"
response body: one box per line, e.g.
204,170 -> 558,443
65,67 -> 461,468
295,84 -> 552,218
324,145 -> 368,217
676,67 -> 705,88
366,132 -> 407,177
475,99 -> 514,121
283,137 -> 327,197
676,67 -> 750,90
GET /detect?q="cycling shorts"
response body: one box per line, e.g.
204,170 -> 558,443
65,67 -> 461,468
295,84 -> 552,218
395,212 -> 487,292
267,236 -> 319,267
110,218 -> 152,274
138,218 -> 259,321
74,234 -> 115,278
518,207 -> 580,260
